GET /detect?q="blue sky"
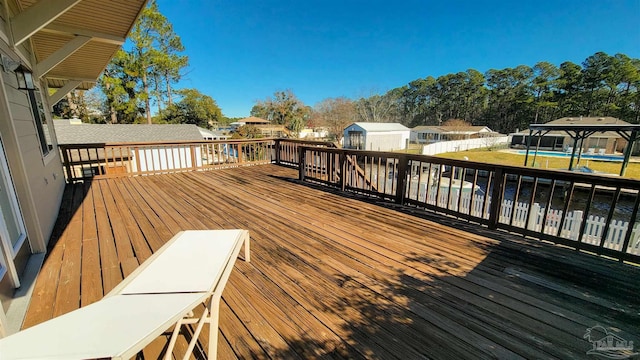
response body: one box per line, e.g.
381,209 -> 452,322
157,0 -> 640,118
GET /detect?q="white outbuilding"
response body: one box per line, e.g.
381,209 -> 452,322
343,122 -> 410,151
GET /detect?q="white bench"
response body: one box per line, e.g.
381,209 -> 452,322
0,229 -> 250,360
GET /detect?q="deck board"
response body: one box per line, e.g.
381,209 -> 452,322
23,164 -> 640,359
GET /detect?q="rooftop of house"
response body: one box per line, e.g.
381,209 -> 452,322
53,120 -> 211,144
239,116 -> 270,124
347,122 -> 410,132
546,116 -> 630,126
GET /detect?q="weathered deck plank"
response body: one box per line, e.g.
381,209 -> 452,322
23,164 -> 640,359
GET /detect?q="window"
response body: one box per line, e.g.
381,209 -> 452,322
27,89 -> 52,156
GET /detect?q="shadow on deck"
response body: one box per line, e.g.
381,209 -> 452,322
23,164 -> 640,359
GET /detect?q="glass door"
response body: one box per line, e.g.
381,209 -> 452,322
0,137 -> 25,288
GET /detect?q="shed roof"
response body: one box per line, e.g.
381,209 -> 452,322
348,122 -> 410,132
53,120 -> 206,144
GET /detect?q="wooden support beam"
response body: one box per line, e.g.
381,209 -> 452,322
11,0 -> 82,47
41,24 -> 125,45
48,80 -> 82,106
36,35 -> 91,77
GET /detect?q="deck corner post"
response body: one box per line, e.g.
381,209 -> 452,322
298,146 -> 306,181
59,145 -> 73,183
339,151 -> 346,191
395,154 -> 409,205
274,139 -> 281,165
488,167 -> 505,230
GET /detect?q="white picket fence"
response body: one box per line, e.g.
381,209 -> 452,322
419,190 -> 640,255
420,136 -> 510,155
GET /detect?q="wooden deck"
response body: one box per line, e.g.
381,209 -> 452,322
23,164 -> 639,359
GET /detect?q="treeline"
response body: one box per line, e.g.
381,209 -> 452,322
352,52 -> 639,134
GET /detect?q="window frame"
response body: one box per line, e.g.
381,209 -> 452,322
26,87 -> 54,158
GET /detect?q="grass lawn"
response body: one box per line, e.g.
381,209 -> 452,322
434,149 -> 640,180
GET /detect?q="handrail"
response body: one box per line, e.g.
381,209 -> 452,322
59,138 -> 275,182
298,146 -> 640,263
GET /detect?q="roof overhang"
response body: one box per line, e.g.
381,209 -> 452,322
9,0 -> 148,102
529,124 -> 640,133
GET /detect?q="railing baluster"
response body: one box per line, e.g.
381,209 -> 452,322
488,168 -> 506,230
556,183 -> 576,239
621,191 -> 640,256
599,187 -> 622,250
577,185 -> 597,244
524,177 -> 539,231
469,168 -> 479,217
508,175 -> 523,227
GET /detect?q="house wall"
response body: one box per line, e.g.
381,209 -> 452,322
0,41 -> 65,305
365,132 -> 410,151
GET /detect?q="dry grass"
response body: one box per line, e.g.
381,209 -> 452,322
434,149 -> 640,179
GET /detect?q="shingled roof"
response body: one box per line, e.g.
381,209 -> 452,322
348,122 -> 410,132
53,120 -> 207,144
546,117 -> 630,125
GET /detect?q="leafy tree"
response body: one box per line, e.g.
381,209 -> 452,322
251,90 -> 310,136
354,93 -> 397,123
441,118 -> 472,140
581,52 -> 611,116
314,97 -> 356,141
531,61 -> 559,123
556,61 -> 583,117
232,125 -> 263,139
485,65 -> 534,132
100,0 -> 187,124
161,88 -> 222,128
99,50 -> 144,123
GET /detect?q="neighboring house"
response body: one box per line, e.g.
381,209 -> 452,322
231,116 -> 289,137
230,116 -> 270,130
0,1 -> 147,331
343,123 -> 410,151
300,127 -> 329,139
411,125 -> 495,144
510,117 -> 630,154
54,121 -> 223,177
54,120 -> 217,144
198,127 -> 230,141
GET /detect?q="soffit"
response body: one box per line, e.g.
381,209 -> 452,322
15,0 -> 148,90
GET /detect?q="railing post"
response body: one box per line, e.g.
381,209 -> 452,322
298,146 -> 306,181
60,146 -> 74,182
395,154 -> 408,205
274,139 -> 281,165
488,168 -> 505,230
190,145 -> 198,170
339,151 -> 346,191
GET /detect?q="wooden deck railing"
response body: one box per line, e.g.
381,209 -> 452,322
60,139 -> 275,182
297,146 -> 640,263
59,138 -> 341,182
273,138 -> 338,167
59,138 -> 640,262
